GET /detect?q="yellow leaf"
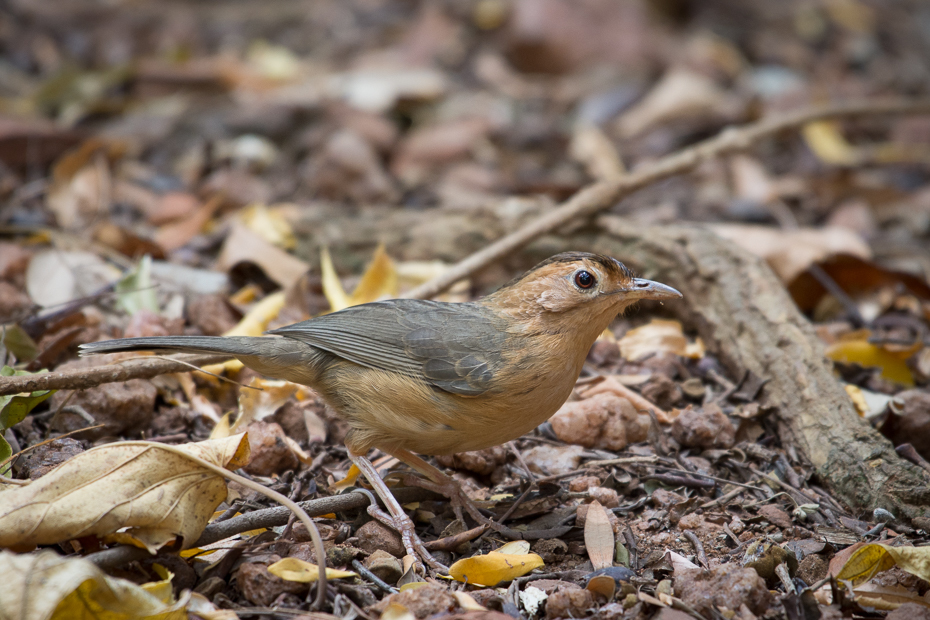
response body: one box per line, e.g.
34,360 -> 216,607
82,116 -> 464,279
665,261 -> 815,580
141,564 -> 175,604
321,247 -> 351,312
349,243 -> 398,306
210,411 -> 235,439
584,500 -> 615,570
321,244 -> 399,313
202,291 -> 286,376
837,543 -> 930,587
0,550 -> 188,620
239,203 -> 296,250
381,602 -> 417,620
0,435 -> 250,549
331,463 -> 362,490
448,551 -> 544,586
452,591 -> 487,611
497,540 -> 531,555
267,558 -> 356,583
234,377 -> 298,432
845,384 -> 868,417
619,319 -> 704,361
802,121 -> 860,166
825,340 -> 914,386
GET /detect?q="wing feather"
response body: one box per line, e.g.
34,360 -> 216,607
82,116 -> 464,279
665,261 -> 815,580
268,299 -> 507,396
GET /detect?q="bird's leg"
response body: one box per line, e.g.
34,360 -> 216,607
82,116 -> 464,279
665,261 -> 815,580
347,452 -> 446,572
385,448 -> 501,530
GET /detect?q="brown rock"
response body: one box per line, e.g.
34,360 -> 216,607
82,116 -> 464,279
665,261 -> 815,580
674,564 -> 772,616
187,294 -> 239,336
549,393 -> 649,451
757,504 -> 793,529
797,554 -> 828,585
545,587 -> 594,619
436,445 -> 507,476
522,444 -> 585,475
640,374 -> 683,410
568,475 -> 602,492
355,520 -> 405,558
671,404 -> 736,449
887,603 -> 930,620
365,549 -> 403,584
236,560 -> 305,607
244,421 -> 299,476
372,583 -> 456,618
49,375 -> 157,438
588,486 -> 620,508
18,437 -> 84,479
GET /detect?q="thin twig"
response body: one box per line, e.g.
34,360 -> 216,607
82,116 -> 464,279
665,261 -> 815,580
405,98 -> 930,300
682,530 -> 708,568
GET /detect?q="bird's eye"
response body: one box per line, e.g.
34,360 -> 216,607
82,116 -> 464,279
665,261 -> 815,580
574,270 -> 596,289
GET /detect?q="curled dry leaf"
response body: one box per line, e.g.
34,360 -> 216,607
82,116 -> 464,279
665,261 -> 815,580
448,551 -> 544,586
321,243 -> 398,313
0,549 -> 190,620
584,500 -> 615,571
0,434 -> 250,552
267,558 -> 356,582
618,319 -> 704,362
837,543 -> 930,587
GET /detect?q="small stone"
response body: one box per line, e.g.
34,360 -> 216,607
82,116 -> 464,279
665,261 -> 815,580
545,587 -> 594,619
588,486 -> 620,508
365,549 -> 403,584
243,421 -> 299,476
355,520 -> 406,558
671,403 -> 736,449
522,444 -> 585,476
533,539 -> 569,564
568,475 -> 602,492
674,564 -> 772,616
237,560 -> 305,607
372,583 -> 457,618
435,445 -> 507,476
18,437 -> 84,479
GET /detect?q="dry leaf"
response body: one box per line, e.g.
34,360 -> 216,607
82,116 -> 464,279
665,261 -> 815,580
26,250 -> 121,308
235,377 -> 298,431
619,319 -> 704,361
0,435 -> 250,551
586,574 -> 616,600
615,69 -> 727,138
267,558 -> 356,582
497,540 -> 531,555
238,203 -> 296,250
0,549 -> 189,620
216,223 -> 309,289
448,551 -> 544,586
826,335 -> 915,387
584,500 -> 615,570
321,244 -> 398,313
802,121 -> 860,166
710,224 -> 871,284
154,195 -> 222,252
837,543 -> 930,587
569,121 -> 625,181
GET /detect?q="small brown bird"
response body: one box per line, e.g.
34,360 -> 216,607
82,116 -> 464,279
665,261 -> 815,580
80,252 -> 680,568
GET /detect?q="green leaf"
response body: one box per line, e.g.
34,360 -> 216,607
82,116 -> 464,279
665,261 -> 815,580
116,254 -> 159,316
0,435 -> 11,476
1,325 -> 39,362
0,366 -> 54,431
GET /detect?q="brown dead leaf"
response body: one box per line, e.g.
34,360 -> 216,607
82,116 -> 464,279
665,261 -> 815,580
618,319 -> 704,362
711,224 -> 871,284
0,435 -> 249,551
584,500 -> 615,570
216,223 -> 309,289
154,194 -> 222,252
615,69 -> 728,138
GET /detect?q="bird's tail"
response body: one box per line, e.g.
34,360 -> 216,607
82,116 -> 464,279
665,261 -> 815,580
79,336 -> 265,357
79,336 -> 323,385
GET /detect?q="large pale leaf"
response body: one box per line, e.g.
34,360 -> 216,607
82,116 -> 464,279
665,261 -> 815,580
0,550 -> 188,620
267,558 -> 356,582
584,500 -> 615,570
448,551 -> 544,586
0,435 -> 250,550
837,543 -> 930,587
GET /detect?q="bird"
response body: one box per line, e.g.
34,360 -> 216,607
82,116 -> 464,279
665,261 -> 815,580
80,252 -> 681,569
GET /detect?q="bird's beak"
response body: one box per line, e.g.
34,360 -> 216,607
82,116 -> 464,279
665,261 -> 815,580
626,278 -> 682,300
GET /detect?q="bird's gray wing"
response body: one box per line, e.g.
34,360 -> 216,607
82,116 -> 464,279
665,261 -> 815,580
267,299 -> 508,396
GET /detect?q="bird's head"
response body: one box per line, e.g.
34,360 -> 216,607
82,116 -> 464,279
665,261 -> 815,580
486,252 -> 682,334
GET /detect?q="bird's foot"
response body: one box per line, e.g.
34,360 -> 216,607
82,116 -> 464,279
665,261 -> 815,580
400,473 -> 506,533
